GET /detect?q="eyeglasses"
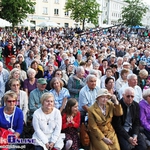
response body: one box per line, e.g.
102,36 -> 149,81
7,100 -> 16,103
12,84 -> 19,87
56,73 -> 62,75
14,66 -> 20,68
126,95 -> 134,98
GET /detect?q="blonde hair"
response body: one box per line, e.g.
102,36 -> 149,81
40,93 -> 54,105
4,91 -> 17,103
10,68 -> 20,79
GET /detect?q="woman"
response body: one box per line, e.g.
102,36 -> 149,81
31,60 -> 44,79
16,53 -> 27,71
139,89 -> 150,141
6,79 -> 28,123
5,68 -> 24,92
32,93 -> 64,150
88,89 -> 123,150
0,91 -> 23,138
129,57 -> 137,71
13,61 -> 27,81
50,77 -> 70,112
62,98 -> 80,150
115,68 -> 130,93
24,68 -> 37,96
67,66 -> 86,101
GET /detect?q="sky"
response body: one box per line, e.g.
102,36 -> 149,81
142,0 -> 150,5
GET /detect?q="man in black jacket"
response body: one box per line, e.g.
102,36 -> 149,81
112,87 -> 147,150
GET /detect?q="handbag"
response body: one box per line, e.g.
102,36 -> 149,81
80,123 -> 90,147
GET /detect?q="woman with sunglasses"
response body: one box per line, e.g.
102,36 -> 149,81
0,91 -> 23,138
2,79 -> 28,123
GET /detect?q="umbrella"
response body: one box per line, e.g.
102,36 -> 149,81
0,18 -> 12,27
18,20 -> 35,27
85,23 -> 95,29
37,21 -> 61,27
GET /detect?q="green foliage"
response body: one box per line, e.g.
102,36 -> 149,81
121,0 -> 148,26
65,0 -> 101,30
0,0 -> 36,27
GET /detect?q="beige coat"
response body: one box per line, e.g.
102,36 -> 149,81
88,101 -> 123,150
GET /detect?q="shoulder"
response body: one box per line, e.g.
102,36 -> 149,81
15,107 -> 23,114
20,90 -> 27,95
33,108 -> 42,116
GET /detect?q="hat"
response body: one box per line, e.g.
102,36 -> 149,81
139,61 -> 147,66
64,57 -> 69,61
110,55 -> 116,58
96,89 -> 111,100
37,78 -> 47,84
123,62 -> 130,66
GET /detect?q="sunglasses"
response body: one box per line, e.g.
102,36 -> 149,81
7,100 -> 16,103
12,84 -> 19,87
126,95 -> 134,98
56,73 -> 62,75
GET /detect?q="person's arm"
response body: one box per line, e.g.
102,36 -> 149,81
29,92 -> 37,113
139,102 -> 150,131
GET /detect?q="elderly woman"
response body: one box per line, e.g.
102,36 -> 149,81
88,89 -> 123,150
139,89 -> 150,141
67,66 -> 86,101
4,79 -> 28,123
5,68 -> 24,92
16,53 -> 27,71
138,69 -> 148,90
23,68 -> 37,96
0,91 -> 23,138
32,93 -> 64,150
50,77 -> 70,112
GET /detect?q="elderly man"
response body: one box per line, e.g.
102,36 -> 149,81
112,87 -> 147,150
0,61 -> 9,103
79,74 -> 99,122
118,74 -> 142,103
29,78 -> 48,118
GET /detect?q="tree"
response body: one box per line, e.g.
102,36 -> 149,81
65,0 -> 101,30
121,0 -> 148,26
0,0 -> 36,28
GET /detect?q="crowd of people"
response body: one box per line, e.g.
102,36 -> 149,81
0,26 -> 150,150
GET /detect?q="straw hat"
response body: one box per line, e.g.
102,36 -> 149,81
96,89 -> 111,100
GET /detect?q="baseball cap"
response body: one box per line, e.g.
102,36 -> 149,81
37,78 -> 47,84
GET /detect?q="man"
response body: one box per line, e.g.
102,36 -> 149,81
112,87 -> 147,150
118,74 -> 142,103
79,74 -> 99,122
99,59 -> 108,75
29,78 -> 48,117
0,61 -> 9,102
133,61 -> 147,75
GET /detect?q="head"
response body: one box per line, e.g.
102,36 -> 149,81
102,59 -> 108,68
37,78 -> 47,91
105,77 -> 115,90
143,89 -> 150,104
50,77 -> 64,89
127,74 -> 137,88
10,68 -> 20,79
0,61 -> 3,72
13,61 -> 21,70
4,91 -> 17,108
64,98 -> 78,115
96,89 -> 111,106
54,69 -> 63,79
41,93 -> 54,110
110,64 -> 117,73
76,66 -> 85,79
139,61 -> 146,70
10,55 -> 16,64
66,64 -> 74,73
123,62 -> 130,70
86,74 -> 97,90
117,57 -> 123,65
105,67 -> 112,77
123,87 -> 135,105
47,63 -> 55,72
139,69 -> 148,79
27,68 -> 36,79
93,62 -> 100,70
9,79 -> 20,93
31,60 -> 38,70
120,68 -> 130,80
17,54 -> 24,62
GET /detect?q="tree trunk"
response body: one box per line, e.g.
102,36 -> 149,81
82,18 -> 85,31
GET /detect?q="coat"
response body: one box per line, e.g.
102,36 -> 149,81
88,101 -> 123,150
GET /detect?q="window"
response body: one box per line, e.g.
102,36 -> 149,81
64,23 -> 69,27
54,0 -> 59,3
54,9 -> 59,15
43,7 -> 48,14
64,11 -> 69,16
43,0 -> 48,2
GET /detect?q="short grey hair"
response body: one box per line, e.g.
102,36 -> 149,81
27,68 -> 36,75
0,61 -> 3,67
122,87 -> 135,95
89,69 -> 97,75
76,66 -> 84,74
86,74 -> 97,82
127,74 -> 137,80
143,89 -> 150,100
117,57 -> 123,62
